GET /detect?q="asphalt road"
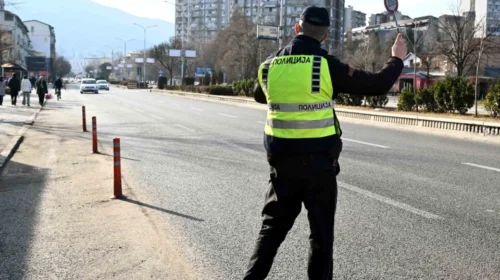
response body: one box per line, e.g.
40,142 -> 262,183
64,84 -> 500,279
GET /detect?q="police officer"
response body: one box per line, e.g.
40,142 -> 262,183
244,5 -> 406,280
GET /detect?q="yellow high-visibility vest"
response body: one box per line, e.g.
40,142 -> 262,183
258,55 -> 337,139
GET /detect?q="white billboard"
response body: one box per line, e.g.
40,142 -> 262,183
126,64 -> 133,68
146,58 -> 155,63
135,58 -> 144,63
29,35 -> 51,57
185,50 -> 196,58
169,49 -> 181,57
257,25 -> 278,40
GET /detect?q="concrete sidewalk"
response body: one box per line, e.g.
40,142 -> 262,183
0,101 -> 44,169
0,95 -> 193,279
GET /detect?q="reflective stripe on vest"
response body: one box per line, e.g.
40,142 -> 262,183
267,118 -> 335,129
268,100 -> 333,112
258,54 -> 336,139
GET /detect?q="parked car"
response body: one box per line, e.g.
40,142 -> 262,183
96,80 -> 110,90
80,78 -> 99,94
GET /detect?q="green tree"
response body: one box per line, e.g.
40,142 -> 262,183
484,81 -> 500,118
98,62 -> 113,80
149,37 -> 182,85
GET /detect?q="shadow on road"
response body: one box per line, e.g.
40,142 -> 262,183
121,197 -> 204,222
0,160 -> 49,279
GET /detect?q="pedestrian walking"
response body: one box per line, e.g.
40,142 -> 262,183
243,6 -> 407,280
35,76 -> 48,106
8,73 -> 20,106
21,75 -> 32,106
0,76 -> 6,106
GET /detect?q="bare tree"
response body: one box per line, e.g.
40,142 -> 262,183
149,37 -> 182,85
436,7 -> 500,77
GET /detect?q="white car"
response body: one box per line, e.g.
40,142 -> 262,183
97,80 -> 110,91
80,78 -> 99,94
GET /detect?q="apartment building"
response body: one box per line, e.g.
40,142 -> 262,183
0,7 -> 31,70
175,0 -> 345,51
23,20 -> 56,77
344,5 -> 366,32
369,11 -> 411,26
460,0 -> 500,37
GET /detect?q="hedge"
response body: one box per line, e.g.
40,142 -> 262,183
485,81 -> 500,118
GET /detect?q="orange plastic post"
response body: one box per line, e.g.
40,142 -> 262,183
113,138 -> 122,198
82,106 -> 87,132
92,116 -> 98,153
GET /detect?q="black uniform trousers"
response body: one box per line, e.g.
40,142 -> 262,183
244,154 -> 338,280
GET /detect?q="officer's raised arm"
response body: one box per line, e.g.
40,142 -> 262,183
328,33 -> 407,96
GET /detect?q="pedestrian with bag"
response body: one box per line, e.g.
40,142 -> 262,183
243,6 -> 407,280
7,73 -> 20,106
21,75 -> 32,106
35,76 -> 48,106
0,76 -> 6,106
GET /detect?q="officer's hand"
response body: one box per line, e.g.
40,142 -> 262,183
391,32 -> 407,60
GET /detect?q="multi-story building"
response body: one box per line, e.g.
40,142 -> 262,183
0,6 -> 31,71
369,11 -> 411,26
23,20 -> 56,78
460,0 -> 500,37
348,16 -> 439,54
175,0 -> 345,51
344,5 -> 366,32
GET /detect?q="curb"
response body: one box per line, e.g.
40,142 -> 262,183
0,100 -> 47,172
150,88 -> 500,137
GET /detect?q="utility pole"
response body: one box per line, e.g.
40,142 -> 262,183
475,25 -> 486,117
279,0 -> 284,49
116,38 -> 136,79
134,23 -> 157,85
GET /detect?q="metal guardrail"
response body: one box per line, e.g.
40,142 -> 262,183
153,89 -> 500,137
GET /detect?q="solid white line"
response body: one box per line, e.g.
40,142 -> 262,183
150,115 -> 163,121
257,121 -> 266,124
462,163 -> 500,173
342,138 -> 390,149
134,108 -> 145,113
338,182 -> 443,220
191,107 -> 203,111
174,124 -> 196,133
218,113 -> 238,118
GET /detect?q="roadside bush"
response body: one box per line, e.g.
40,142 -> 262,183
397,88 -> 415,111
164,85 -> 180,90
334,93 -> 363,106
208,86 -> 234,96
415,87 -> 437,112
485,81 -> 500,118
183,77 -> 195,86
120,81 -> 128,86
108,80 -> 120,85
233,79 -> 255,96
202,73 -> 211,86
433,79 -> 453,113
448,77 -> 474,114
158,76 -> 168,89
365,94 -> 389,108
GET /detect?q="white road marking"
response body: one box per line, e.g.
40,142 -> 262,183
124,104 -> 131,107
342,138 -> 390,149
338,182 -> 443,220
150,115 -> 163,121
257,121 -> 266,124
191,107 -> 204,111
134,108 -> 145,113
174,124 -> 196,133
171,103 -> 180,106
462,163 -> 500,173
218,113 -> 238,118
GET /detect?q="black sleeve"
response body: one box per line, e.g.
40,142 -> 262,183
253,81 -> 267,104
326,55 -> 404,96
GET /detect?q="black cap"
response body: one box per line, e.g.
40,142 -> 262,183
300,6 -> 330,27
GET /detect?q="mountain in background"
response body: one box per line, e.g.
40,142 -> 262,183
12,0 -> 174,60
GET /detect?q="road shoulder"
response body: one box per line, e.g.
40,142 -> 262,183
0,97 -> 194,279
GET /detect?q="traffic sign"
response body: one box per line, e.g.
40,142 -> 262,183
158,69 -> 164,76
384,0 -> 398,15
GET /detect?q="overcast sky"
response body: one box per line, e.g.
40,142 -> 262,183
91,0 -> 459,23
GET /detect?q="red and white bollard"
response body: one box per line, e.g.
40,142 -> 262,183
82,106 -> 87,132
92,116 -> 98,153
113,138 -> 123,198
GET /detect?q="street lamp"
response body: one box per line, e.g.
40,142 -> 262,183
164,0 -> 190,82
104,45 -> 114,64
116,38 -> 136,79
133,23 -> 157,85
